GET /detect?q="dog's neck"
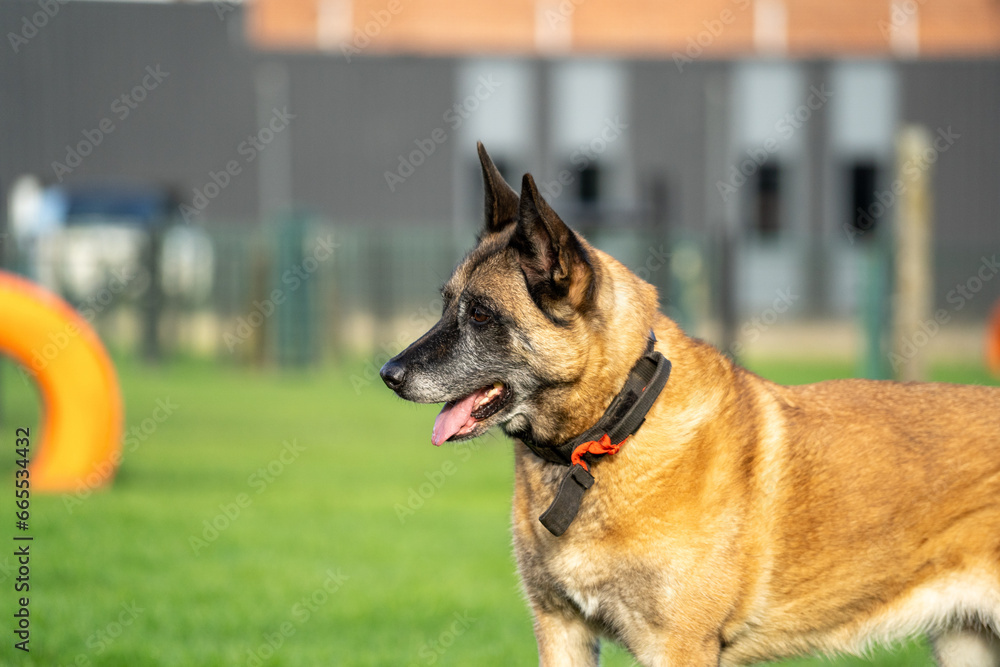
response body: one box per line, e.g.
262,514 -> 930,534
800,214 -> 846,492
509,248 -> 663,452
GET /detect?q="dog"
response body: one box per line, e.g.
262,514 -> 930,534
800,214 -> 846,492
380,142 -> 1000,666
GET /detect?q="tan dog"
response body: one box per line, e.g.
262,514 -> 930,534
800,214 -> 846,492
381,143 -> 1000,666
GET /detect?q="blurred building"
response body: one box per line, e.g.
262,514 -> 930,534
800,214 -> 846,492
2,0 -> 998,360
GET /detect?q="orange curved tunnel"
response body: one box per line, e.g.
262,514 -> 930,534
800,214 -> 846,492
0,270 -> 123,493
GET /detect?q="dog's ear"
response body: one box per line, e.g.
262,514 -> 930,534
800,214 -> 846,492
477,142 -> 519,236
512,173 -> 594,312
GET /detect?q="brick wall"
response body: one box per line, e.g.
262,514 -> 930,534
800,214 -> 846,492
249,0 -> 1000,57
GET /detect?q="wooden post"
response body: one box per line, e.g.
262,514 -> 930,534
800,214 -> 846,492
892,125 -> 934,382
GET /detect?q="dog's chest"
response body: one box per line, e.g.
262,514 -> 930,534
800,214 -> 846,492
512,448 -> 671,629
562,574 -> 603,618
520,529 -> 670,637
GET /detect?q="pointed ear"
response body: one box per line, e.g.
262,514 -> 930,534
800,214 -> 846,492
512,173 -> 594,312
477,142 -> 519,236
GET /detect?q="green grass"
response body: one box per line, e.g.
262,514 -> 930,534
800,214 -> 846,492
0,354 -> 995,666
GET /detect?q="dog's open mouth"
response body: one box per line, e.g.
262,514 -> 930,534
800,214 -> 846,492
431,382 -> 511,446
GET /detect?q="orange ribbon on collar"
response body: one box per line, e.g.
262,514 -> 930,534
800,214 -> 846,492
570,434 -> 627,472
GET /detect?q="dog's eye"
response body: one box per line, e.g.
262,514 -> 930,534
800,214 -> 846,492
469,305 -> 491,325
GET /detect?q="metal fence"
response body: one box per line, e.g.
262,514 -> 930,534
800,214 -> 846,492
5,218 -> 997,368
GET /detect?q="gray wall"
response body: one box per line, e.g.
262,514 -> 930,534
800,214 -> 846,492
0,1 -> 458,226
1,1 -> 258,220
285,55 -> 456,224
2,2 -> 997,318
899,60 -> 1000,244
631,61 -> 723,234
899,60 -> 1000,314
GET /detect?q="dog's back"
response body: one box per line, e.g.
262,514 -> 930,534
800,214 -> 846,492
729,376 -> 1000,663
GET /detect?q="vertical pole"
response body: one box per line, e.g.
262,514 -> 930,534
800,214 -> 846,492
534,59 -> 551,188
704,66 -> 734,353
274,214 -> 314,368
648,174 -> 671,312
892,125 -> 933,381
141,224 -> 164,363
255,62 -> 298,365
861,226 -> 891,380
803,60 -> 830,317
255,61 -> 293,222
718,231 -> 737,357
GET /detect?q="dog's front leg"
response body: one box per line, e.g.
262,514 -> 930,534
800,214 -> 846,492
633,637 -> 722,667
532,605 -> 600,667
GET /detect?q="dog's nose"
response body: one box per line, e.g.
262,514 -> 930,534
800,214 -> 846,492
380,359 -> 406,391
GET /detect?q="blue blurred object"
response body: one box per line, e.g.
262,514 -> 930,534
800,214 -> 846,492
62,184 -> 178,227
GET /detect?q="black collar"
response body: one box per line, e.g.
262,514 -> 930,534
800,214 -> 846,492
521,332 -> 672,536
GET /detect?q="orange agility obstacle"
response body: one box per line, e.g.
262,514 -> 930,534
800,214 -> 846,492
989,299 -> 1000,378
0,270 -> 123,492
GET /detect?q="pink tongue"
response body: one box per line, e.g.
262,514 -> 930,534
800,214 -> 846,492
431,390 -> 485,446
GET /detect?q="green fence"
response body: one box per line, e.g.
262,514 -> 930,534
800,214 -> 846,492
6,218 -> 997,369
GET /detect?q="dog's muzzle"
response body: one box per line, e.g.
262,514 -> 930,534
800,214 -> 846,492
379,359 -> 406,392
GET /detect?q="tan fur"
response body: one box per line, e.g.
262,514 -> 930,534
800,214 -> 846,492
502,240 -> 1000,666
389,146 -> 1000,666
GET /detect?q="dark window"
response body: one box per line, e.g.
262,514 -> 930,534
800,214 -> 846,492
579,164 -> 600,204
849,162 -> 879,234
754,163 -> 781,236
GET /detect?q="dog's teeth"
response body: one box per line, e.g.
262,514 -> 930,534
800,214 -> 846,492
473,384 -> 505,414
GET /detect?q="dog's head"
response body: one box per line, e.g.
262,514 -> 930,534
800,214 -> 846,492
380,143 -> 648,447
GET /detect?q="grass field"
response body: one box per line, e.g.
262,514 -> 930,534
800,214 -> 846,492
0,353 -> 995,666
